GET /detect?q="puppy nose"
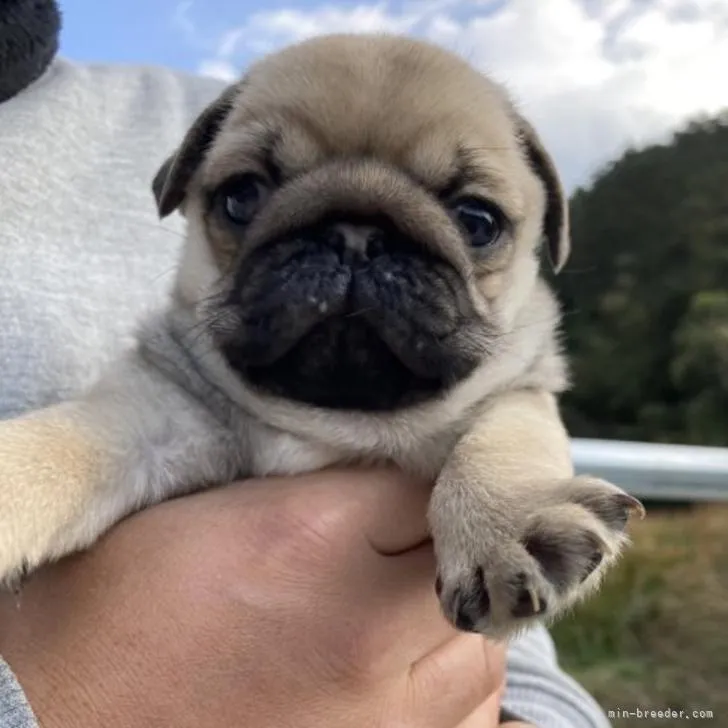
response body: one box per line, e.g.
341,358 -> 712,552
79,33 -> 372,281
324,223 -> 385,261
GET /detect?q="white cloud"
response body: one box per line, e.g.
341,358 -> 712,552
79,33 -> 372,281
197,59 -> 238,81
190,0 -> 728,190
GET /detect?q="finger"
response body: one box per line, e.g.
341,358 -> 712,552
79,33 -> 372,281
457,684 -> 505,728
405,634 -> 507,728
352,543 -> 459,673
338,467 -> 431,554
242,466 -> 433,554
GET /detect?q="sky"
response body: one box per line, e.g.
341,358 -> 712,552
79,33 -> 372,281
58,0 -> 728,191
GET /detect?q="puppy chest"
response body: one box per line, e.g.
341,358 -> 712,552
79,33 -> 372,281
248,428 -> 343,477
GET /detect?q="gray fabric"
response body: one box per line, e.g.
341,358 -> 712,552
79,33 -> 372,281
0,660 -> 37,728
0,58 -> 223,419
0,58 -> 611,727
504,625 -> 611,727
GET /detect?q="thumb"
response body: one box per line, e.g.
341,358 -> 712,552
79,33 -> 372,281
243,466 -> 433,555
337,466 -> 432,554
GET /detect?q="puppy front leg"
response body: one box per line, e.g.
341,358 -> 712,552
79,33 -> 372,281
0,403 -> 113,584
0,356 -> 236,585
429,389 -> 644,639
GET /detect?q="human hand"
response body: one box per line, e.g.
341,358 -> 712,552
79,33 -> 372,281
457,683 -> 535,727
0,468 -> 508,728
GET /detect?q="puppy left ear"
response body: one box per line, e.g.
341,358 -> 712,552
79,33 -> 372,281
515,115 -> 570,273
152,83 -> 241,218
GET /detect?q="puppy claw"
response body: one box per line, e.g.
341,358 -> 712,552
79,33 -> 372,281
567,476 -> 646,532
511,583 -> 544,619
618,493 -> 647,520
528,585 -> 542,615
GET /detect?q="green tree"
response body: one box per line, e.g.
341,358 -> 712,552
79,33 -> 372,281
554,113 -> 728,445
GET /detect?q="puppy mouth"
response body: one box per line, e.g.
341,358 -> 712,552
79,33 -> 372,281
217,226 -> 486,411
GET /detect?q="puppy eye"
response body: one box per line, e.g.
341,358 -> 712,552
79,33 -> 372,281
219,175 -> 268,225
453,198 -> 503,249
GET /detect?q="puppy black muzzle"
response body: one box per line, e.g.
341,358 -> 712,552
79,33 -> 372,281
219,219 -> 488,411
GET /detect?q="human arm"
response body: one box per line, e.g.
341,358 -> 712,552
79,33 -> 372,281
0,469 -> 612,728
0,468 -> 508,728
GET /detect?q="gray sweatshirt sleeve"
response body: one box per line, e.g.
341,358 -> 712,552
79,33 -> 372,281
502,625 -> 611,727
0,59 -> 610,728
0,660 -> 38,728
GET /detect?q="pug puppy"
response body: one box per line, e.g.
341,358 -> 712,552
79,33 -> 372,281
0,33 -> 643,640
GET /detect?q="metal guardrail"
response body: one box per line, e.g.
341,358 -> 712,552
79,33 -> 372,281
572,438 -> 728,502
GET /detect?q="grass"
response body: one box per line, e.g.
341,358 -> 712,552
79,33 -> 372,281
552,504 -> 728,726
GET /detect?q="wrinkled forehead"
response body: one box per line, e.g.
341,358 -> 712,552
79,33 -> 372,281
201,39 -> 537,217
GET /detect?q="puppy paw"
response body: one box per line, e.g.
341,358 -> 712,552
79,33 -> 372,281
0,414 -> 105,588
429,475 -> 644,639
0,482 -> 60,589
0,483 -> 89,589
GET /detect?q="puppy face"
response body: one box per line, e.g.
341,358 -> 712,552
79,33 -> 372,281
154,34 -> 569,413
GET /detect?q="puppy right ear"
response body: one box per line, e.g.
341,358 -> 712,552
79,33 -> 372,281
152,83 -> 241,218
